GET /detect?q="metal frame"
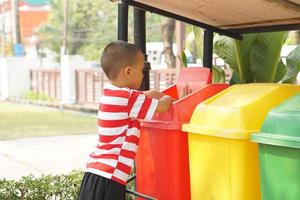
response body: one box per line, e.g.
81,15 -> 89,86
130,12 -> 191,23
134,7 -> 151,91
126,189 -> 156,200
230,23 -> 300,34
115,0 -> 300,199
203,30 -> 213,69
126,174 -> 156,200
118,3 -> 129,41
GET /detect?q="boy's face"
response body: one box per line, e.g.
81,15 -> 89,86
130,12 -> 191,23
128,52 -> 144,89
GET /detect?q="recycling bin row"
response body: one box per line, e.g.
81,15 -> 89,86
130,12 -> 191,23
135,68 -> 300,200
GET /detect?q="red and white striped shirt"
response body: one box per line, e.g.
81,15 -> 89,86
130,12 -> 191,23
86,83 -> 158,185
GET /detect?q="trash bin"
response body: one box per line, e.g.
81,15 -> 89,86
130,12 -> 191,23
136,67 -> 228,200
251,93 -> 300,200
182,84 -> 300,200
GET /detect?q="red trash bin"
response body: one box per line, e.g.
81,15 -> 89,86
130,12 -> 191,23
136,67 -> 228,200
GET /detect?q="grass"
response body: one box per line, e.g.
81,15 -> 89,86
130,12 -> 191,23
0,102 -> 97,140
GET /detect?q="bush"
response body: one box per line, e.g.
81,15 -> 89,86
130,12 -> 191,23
0,170 -> 136,200
0,170 -> 83,200
22,91 -> 57,102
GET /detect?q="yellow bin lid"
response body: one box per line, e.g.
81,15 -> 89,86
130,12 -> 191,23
182,83 -> 300,139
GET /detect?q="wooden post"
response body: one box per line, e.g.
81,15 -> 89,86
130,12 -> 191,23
175,21 -> 185,70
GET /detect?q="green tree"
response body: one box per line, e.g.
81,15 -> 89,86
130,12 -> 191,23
37,0 -> 165,60
37,0 -> 117,60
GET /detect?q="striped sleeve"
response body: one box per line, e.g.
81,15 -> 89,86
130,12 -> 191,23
127,90 -> 158,120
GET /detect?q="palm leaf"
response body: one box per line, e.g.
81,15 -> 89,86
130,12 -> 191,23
281,45 -> 300,83
214,32 -> 290,83
212,65 -> 225,83
214,35 -> 255,83
275,60 -> 288,83
235,33 -> 258,83
192,26 -> 203,60
177,51 -> 187,67
249,32 -> 288,82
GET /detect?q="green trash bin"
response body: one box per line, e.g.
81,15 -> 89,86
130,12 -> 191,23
251,93 -> 300,200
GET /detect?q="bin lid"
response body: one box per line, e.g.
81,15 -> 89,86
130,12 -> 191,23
182,84 -> 300,139
142,84 -> 228,130
176,67 -> 211,95
251,93 -> 300,148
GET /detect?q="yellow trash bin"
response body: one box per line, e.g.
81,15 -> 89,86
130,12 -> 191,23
182,84 -> 300,200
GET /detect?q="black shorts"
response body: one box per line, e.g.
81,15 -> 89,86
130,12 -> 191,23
79,172 -> 126,200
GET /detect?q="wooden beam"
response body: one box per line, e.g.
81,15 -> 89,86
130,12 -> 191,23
124,0 -> 243,40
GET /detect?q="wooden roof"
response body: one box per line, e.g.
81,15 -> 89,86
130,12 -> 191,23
126,0 -> 300,39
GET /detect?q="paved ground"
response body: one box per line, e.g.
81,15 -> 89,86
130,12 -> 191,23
0,134 -> 97,180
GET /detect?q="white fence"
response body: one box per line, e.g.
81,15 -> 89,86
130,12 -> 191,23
0,56 -> 179,104
1,56 -> 299,103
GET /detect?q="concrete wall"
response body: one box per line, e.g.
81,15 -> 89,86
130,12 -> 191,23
0,58 -> 39,100
60,55 -> 85,104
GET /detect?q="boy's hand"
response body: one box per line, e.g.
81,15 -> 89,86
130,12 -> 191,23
180,84 -> 192,98
144,90 -> 174,113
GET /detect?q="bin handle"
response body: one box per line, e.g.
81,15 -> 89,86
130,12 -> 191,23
127,174 -> 136,183
126,173 -> 156,200
126,189 -> 157,200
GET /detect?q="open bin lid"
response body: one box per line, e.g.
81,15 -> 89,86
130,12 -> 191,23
176,67 -> 211,96
140,68 -> 226,131
182,84 -> 300,139
141,84 -> 228,130
251,93 -> 300,149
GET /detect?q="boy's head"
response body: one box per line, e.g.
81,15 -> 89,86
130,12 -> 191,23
101,41 -> 144,89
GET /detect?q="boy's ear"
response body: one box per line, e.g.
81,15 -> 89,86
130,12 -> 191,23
124,66 -> 131,78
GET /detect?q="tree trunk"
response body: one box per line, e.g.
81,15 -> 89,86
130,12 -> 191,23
11,0 -> 21,44
62,0 -> 68,54
296,31 -> 300,44
161,18 -> 175,68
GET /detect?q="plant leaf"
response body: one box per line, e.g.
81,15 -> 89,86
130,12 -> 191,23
281,45 -> 300,83
249,32 -> 288,82
192,26 -> 203,60
214,35 -> 257,83
235,33 -> 258,83
177,51 -> 187,67
274,59 -> 288,83
212,65 -> 225,83
182,51 -> 187,67
229,71 -> 239,85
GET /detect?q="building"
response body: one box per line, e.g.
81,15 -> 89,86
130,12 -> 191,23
0,0 -> 49,54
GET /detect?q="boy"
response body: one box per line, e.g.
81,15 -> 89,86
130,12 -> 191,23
79,41 -> 173,200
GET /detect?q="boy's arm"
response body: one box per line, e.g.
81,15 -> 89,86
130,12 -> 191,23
155,95 -> 173,113
128,90 -> 172,120
144,90 -> 173,113
143,90 -> 165,99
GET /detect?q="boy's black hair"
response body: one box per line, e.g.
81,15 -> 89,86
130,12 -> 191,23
100,41 -> 143,80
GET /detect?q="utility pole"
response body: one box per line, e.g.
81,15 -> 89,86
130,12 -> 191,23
11,0 -> 21,45
62,0 -> 68,55
1,1 -> 6,56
